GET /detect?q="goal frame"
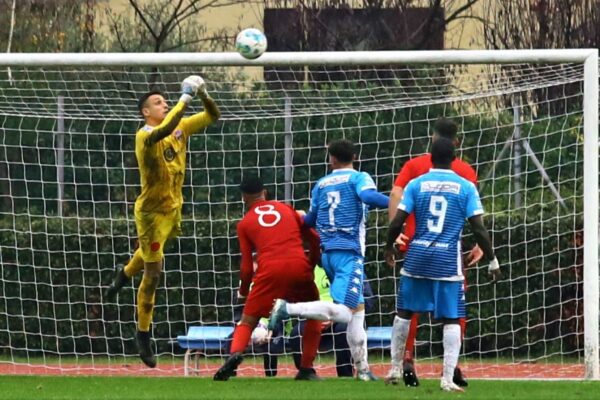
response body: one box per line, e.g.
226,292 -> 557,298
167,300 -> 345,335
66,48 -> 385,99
0,49 -> 597,379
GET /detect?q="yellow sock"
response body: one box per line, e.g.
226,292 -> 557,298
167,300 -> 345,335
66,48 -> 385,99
137,274 -> 158,332
124,249 -> 144,278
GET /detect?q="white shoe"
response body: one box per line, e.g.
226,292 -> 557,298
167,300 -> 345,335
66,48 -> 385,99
440,379 -> 465,392
384,367 -> 401,385
356,370 -> 378,381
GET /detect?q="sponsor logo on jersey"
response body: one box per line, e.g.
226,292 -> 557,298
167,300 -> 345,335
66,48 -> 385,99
173,129 -> 183,140
412,239 -> 450,249
420,181 -> 461,194
319,174 -> 351,188
164,147 -> 176,161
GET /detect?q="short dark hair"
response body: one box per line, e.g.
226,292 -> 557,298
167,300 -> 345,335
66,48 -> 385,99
433,118 -> 458,139
328,139 -> 355,163
137,90 -> 165,114
239,175 -> 264,194
431,136 -> 455,167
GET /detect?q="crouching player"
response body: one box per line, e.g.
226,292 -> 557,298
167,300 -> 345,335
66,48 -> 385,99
214,176 -> 324,381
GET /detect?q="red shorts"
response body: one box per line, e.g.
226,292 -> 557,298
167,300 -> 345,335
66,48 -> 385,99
243,257 -> 319,318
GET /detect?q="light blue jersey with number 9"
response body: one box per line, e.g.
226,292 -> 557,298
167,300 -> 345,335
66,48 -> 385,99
398,169 -> 484,280
310,168 -> 377,256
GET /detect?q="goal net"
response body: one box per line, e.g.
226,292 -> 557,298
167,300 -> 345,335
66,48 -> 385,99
0,51 -> 597,379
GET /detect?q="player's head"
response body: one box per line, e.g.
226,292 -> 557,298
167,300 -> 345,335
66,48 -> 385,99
138,90 -> 168,124
239,175 -> 267,205
431,117 -> 459,146
328,139 -> 356,168
431,136 -> 455,169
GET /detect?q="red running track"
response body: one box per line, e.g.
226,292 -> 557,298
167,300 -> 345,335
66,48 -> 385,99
0,361 -> 584,379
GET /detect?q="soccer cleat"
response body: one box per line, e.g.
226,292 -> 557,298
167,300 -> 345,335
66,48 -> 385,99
267,299 -> 289,332
441,379 -> 465,392
356,370 -> 378,381
105,264 -> 128,301
402,360 -> 420,387
213,352 -> 244,381
384,367 -> 401,385
295,367 -> 322,381
136,330 -> 156,368
453,366 -> 468,387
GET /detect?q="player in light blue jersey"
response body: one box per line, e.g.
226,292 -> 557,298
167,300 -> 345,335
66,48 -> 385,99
269,139 -> 388,381
384,137 -> 500,392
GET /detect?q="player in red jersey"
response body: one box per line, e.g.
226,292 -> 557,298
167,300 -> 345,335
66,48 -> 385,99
386,118 -> 482,387
214,176 -> 323,381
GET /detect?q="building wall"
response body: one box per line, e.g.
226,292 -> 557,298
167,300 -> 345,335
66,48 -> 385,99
99,0 -> 488,51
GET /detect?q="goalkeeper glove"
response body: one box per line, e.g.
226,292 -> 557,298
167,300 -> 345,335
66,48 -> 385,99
180,75 -> 203,104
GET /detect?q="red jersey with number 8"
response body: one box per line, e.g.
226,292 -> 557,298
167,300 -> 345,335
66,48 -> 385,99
237,200 -> 318,297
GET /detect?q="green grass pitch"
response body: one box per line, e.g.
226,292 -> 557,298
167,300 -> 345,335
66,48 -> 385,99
1,376 -> 599,400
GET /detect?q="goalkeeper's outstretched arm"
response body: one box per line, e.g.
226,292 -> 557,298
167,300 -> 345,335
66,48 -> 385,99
144,75 -> 204,145
181,77 -> 221,135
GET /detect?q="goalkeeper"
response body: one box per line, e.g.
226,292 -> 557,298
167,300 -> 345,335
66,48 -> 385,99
105,76 -> 220,368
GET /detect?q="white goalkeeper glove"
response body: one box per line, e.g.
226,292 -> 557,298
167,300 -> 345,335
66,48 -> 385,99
180,75 -> 207,104
488,257 -> 501,282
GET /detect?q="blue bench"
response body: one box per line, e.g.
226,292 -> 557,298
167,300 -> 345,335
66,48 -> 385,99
366,326 -> 392,349
177,326 -> 234,376
177,325 -> 392,376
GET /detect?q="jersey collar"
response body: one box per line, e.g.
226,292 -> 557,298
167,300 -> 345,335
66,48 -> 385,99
429,168 -> 456,174
332,168 -> 355,172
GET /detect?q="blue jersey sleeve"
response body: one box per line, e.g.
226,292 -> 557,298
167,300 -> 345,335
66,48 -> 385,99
398,179 -> 417,214
464,182 -> 484,218
354,172 -> 377,195
304,183 -> 320,227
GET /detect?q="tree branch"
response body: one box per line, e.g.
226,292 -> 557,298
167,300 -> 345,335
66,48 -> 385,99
128,0 -> 158,41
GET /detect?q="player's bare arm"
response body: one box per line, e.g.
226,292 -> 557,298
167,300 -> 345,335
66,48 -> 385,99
388,185 -> 404,221
385,209 -> 409,267
467,215 -> 500,282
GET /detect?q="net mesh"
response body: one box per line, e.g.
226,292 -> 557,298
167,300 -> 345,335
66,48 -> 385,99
0,60 -> 587,378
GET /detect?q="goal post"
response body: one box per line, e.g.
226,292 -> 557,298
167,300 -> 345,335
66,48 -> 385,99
0,49 -> 597,379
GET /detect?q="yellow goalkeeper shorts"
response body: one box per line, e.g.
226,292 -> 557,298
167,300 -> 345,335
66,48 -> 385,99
134,208 -> 182,263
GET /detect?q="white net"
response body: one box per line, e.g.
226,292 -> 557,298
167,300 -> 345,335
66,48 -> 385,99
0,57 -> 591,378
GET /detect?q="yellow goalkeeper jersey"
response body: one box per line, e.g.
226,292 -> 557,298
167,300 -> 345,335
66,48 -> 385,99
135,102 -> 216,213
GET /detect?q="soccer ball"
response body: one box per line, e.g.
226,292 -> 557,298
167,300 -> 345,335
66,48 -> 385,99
235,28 -> 267,60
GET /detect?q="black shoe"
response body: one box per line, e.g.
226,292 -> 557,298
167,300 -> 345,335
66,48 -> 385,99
453,366 -> 468,387
105,264 -> 128,301
295,367 -> 322,381
402,360 -> 420,387
136,330 -> 156,368
213,353 -> 243,381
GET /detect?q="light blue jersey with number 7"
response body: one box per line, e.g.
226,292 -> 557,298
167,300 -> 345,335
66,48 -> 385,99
398,168 -> 484,280
309,168 -> 377,256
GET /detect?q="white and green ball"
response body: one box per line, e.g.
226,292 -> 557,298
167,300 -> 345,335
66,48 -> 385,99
235,28 -> 267,60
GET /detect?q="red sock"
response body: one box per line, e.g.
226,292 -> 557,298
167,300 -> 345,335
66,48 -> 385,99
230,323 -> 253,354
459,317 -> 466,340
300,320 -> 322,369
404,313 -> 419,361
